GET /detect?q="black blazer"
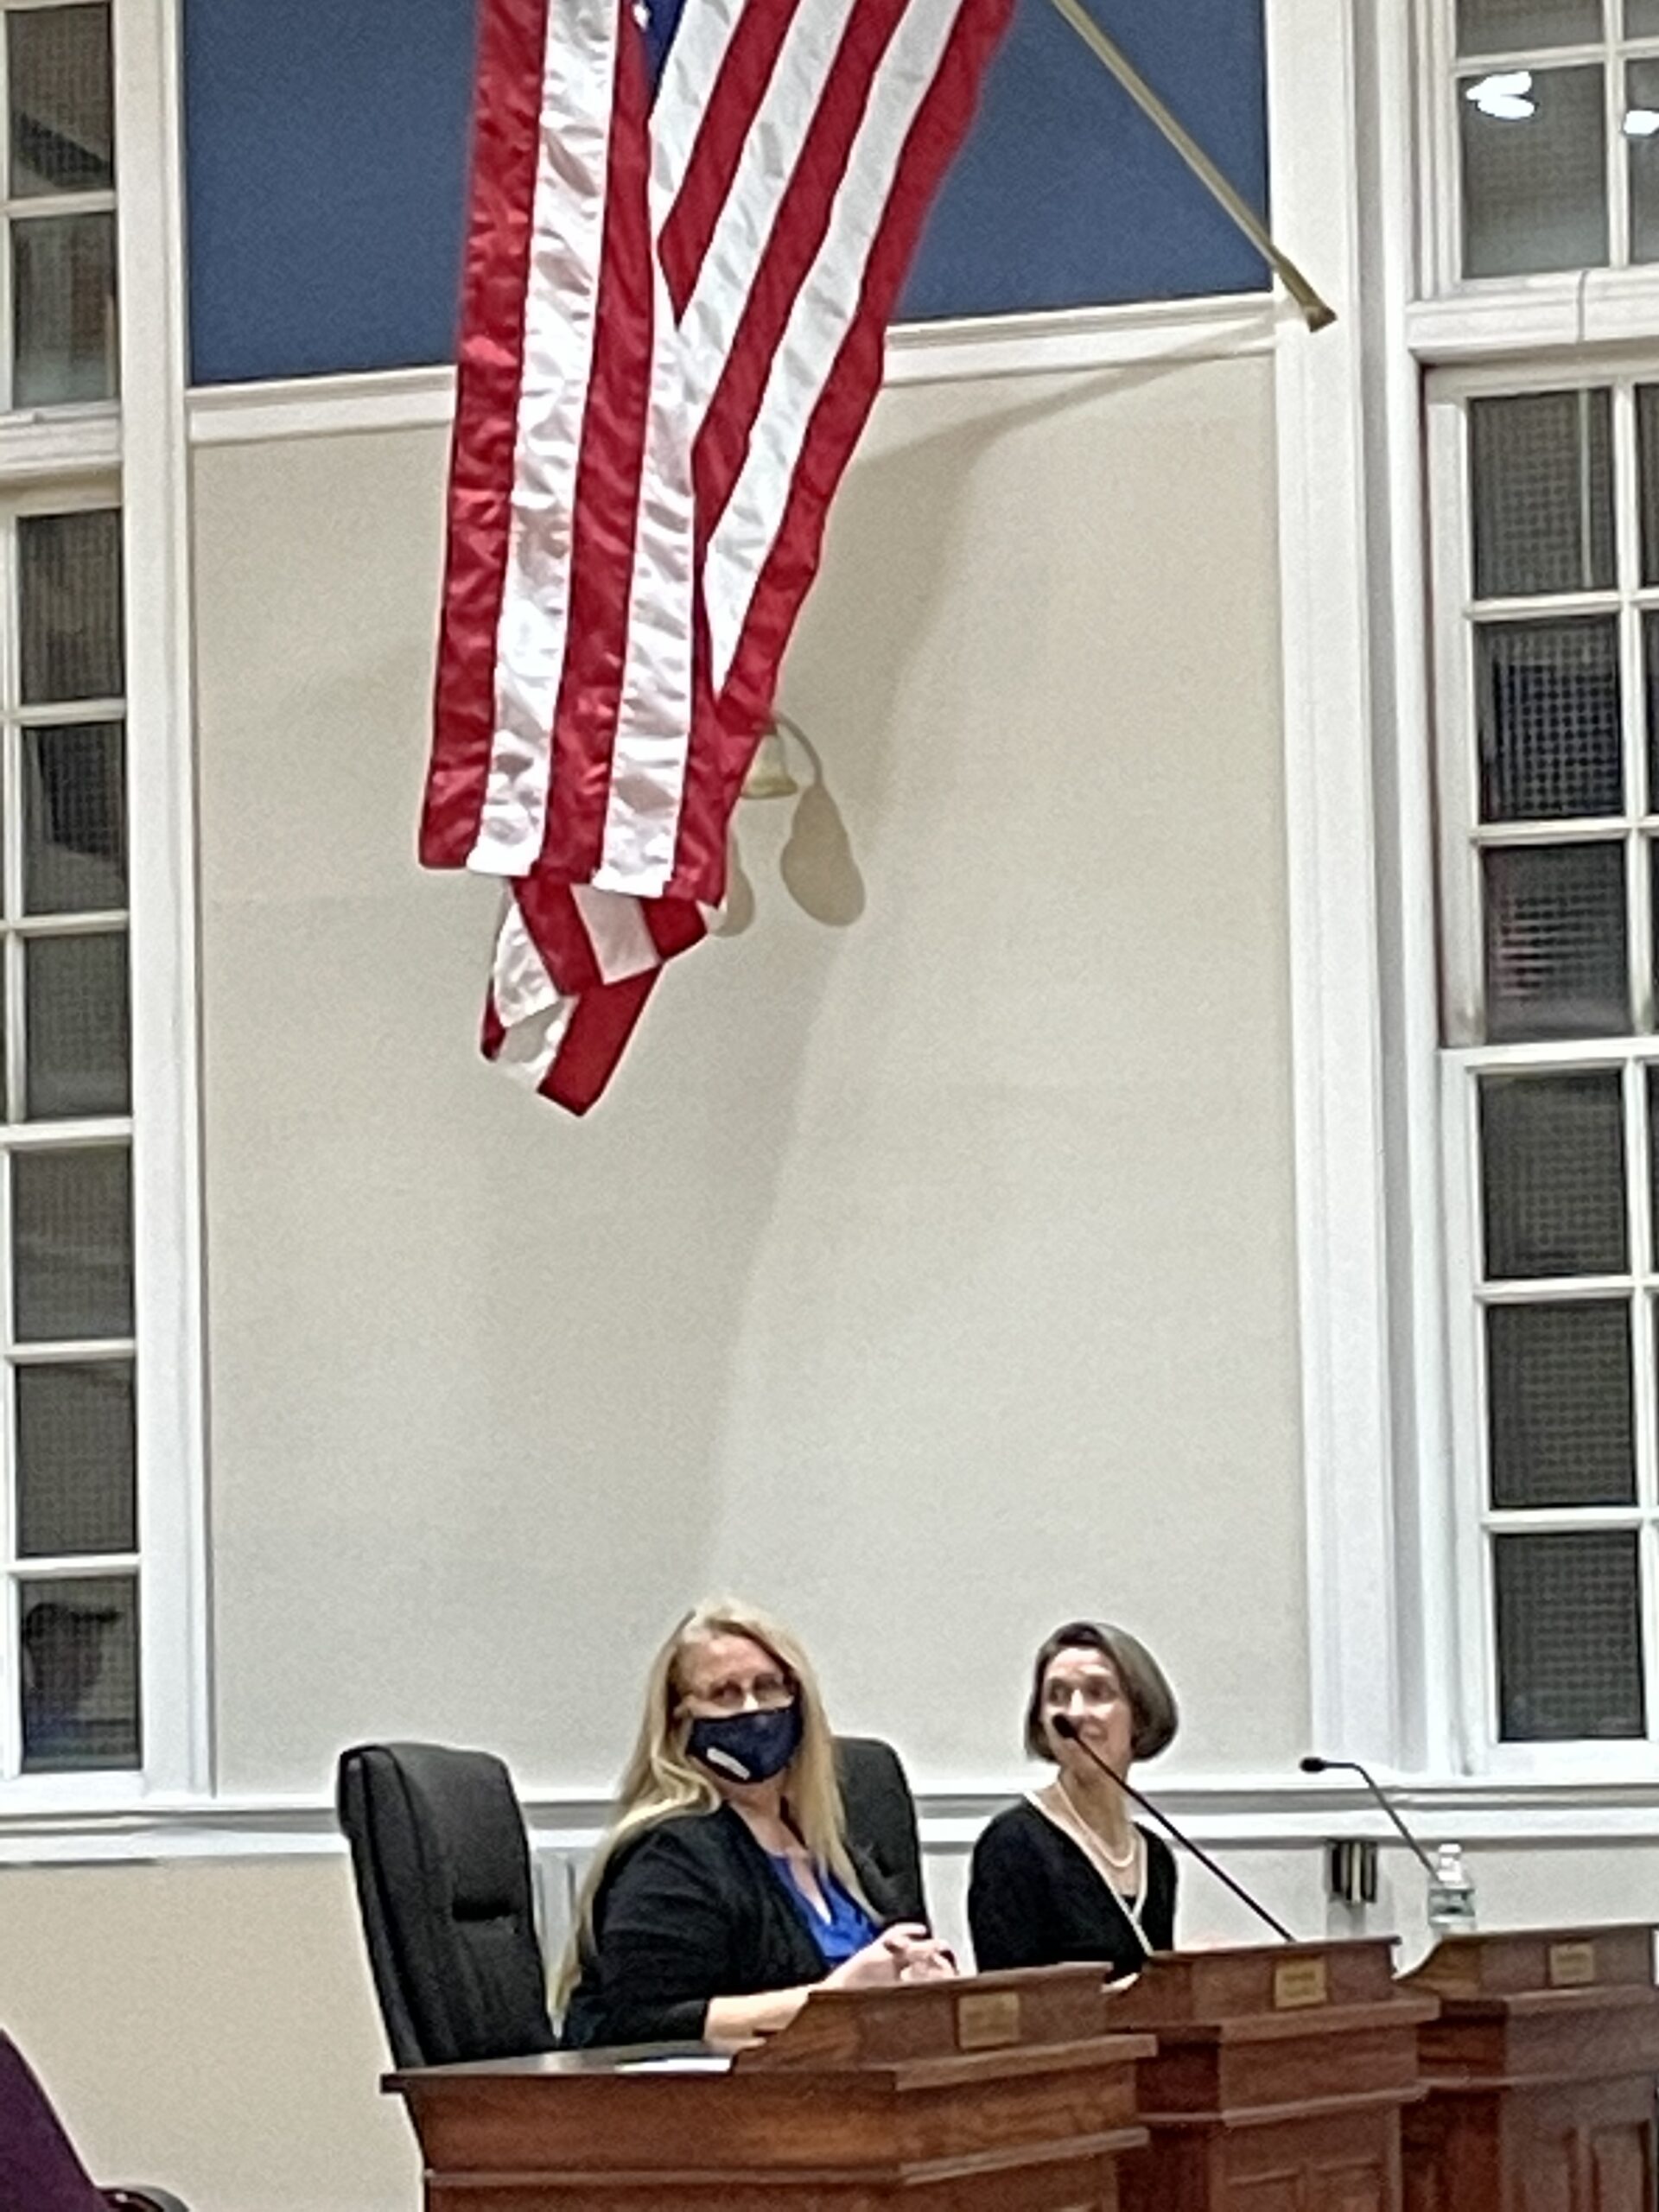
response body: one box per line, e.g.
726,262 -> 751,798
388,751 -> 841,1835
967,1800 -> 1176,1980
560,1804 -> 896,2050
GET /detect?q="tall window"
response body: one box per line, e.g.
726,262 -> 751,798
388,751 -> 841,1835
1451,1 -> 1659,280
1404,0 -> 1659,1764
3,1 -> 117,409
0,0 -> 140,1791
1431,371 -> 1659,1759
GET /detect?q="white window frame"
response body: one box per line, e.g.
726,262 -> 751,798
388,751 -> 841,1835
1427,351 -> 1659,1780
1414,0 -> 1659,351
1270,0 -> 1659,1789
0,0 -> 205,1816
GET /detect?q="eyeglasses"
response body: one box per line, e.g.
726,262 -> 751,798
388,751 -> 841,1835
685,1669 -> 797,1713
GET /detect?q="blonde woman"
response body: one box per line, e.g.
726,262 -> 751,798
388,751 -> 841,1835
558,1601 -> 951,2049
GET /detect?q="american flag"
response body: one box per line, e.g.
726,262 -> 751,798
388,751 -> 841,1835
420,0 -> 1013,1111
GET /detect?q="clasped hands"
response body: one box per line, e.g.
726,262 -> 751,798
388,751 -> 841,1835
825,1921 -> 957,1989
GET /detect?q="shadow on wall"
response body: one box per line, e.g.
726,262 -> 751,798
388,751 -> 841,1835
723,717 -> 868,939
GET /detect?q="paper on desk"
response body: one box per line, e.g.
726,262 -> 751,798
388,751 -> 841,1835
616,2055 -> 734,2073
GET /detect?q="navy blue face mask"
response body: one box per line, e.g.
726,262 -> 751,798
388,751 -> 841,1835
685,1700 -> 803,1785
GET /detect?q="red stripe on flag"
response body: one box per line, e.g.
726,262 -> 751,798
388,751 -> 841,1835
421,0 -> 552,868
658,0 -> 916,906
541,967 -> 662,1114
691,0 -> 909,534
514,874 -> 605,997
719,0 -> 1014,738
644,893 -> 709,961
534,3 -> 658,886
657,0 -> 809,315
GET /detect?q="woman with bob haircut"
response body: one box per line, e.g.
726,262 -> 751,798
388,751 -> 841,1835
557,1600 -> 951,2048
968,1619 -> 1180,1978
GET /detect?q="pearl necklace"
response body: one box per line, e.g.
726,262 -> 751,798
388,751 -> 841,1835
1058,1776 -> 1139,1872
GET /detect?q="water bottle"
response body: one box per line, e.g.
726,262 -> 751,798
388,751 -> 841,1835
1426,1842 -> 1478,1934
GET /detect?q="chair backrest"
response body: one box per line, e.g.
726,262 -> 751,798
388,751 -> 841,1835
835,1735 -> 927,1924
335,1741 -> 556,2069
0,2034 -> 105,2212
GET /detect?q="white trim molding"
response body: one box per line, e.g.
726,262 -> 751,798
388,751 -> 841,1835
111,0 -> 211,1799
12,1771 -> 1659,1867
1267,0 -> 1408,1766
183,291 -> 1281,448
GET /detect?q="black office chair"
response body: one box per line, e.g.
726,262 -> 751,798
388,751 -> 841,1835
336,1741 -> 556,2068
835,1735 -> 927,1924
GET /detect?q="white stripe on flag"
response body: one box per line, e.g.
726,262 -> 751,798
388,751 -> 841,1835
651,0 -> 745,202
590,237 -> 698,895
573,883 -> 662,982
677,0 -> 862,431
491,895 -> 577,1086
470,0 -> 620,877
702,0 -> 962,690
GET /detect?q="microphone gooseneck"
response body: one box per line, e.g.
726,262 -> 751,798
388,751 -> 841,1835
1052,1714 -> 1296,1945
1300,1752 -> 1437,1877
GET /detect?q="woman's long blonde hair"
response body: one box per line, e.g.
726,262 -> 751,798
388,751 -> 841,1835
553,1599 -> 866,2012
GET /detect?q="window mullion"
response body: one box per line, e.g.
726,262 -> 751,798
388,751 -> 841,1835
1640,1516 -> 1659,1739
1615,379 -> 1653,1030
1,9 -> 16,419
1611,6 -> 1633,273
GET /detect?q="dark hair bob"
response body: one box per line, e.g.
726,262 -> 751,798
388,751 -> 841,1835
1023,1619 -> 1179,1764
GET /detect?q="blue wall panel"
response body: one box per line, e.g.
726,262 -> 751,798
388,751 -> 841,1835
182,0 -> 1268,387
183,0 -> 477,385
901,0 -> 1268,320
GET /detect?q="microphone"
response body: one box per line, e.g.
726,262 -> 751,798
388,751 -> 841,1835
1299,1755 -> 1436,1876
1052,1713 -> 1296,1944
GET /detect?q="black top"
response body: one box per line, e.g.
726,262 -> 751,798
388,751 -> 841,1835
967,1799 -> 1177,1979
560,1804 -> 896,2050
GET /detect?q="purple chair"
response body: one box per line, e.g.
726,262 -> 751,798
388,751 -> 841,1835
0,2033 -> 188,2212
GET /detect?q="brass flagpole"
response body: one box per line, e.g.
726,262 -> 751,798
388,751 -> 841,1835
1045,0 -> 1336,334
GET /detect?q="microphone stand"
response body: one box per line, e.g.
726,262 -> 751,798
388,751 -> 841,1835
1052,1715 -> 1295,1945
1299,1755 -> 1437,1877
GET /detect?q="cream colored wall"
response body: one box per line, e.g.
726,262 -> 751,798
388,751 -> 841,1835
0,1855 -> 415,2212
189,349 -> 1304,1808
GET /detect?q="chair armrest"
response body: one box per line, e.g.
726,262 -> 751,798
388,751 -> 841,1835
104,2190 -> 191,2211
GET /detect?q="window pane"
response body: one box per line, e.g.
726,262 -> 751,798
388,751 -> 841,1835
1471,390 -> 1614,599
19,510 -> 122,704
16,1358 -> 134,1555
13,1145 -> 131,1340
13,210 -> 118,406
20,1572 -> 138,1771
1487,1300 -> 1635,1505
1494,1531 -> 1644,1739
8,5 -> 111,198
23,721 -> 125,914
1480,1068 -> 1627,1278
1627,59 -> 1659,262
24,931 -> 130,1121
1482,842 -> 1629,1038
1478,619 -> 1621,821
1462,67 -> 1608,277
1459,0 -> 1602,50
1630,0 -> 1659,33
1638,388 -> 1659,584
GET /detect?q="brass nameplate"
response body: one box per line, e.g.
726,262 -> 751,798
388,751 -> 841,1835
1548,1941 -> 1598,1988
1273,1958 -> 1330,2011
956,1991 -> 1022,2050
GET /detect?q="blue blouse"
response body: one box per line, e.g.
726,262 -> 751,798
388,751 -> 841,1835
767,1852 -> 880,1966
